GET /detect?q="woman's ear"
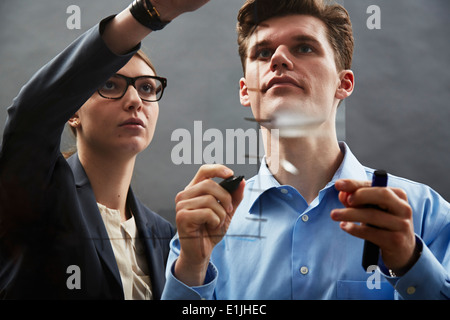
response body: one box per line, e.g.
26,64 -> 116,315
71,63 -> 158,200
239,77 -> 251,107
335,70 -> 355,100
68,113 -> 80,128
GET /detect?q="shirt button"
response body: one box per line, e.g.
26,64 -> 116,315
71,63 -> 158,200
280,188 -> 289,194
301,214 -> 309,222
406,286 -> 416,295
300,266 -> 309,275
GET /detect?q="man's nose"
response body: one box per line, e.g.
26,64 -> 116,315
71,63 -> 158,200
270,46 -> 294,72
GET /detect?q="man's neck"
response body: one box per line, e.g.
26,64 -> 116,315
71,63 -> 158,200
262,128 -> 343,204
78,147 -> 136,222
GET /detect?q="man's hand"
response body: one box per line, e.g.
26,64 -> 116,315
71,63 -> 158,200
152,0 -> 211,21
174,164 -> 245,286
331,179 -> 420,275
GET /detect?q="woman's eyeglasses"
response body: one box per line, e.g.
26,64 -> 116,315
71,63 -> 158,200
98,74 -> 167,102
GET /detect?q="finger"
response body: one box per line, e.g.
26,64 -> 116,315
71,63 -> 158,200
335,179 -> 371,207
178,180 -> 232,206
187,164 -> 234,188
176,207 -> 222,260
338,190 -> 351,207
339,220 -> 392,247
176,207 -> 222,232
389,187 -> 409,202
331,207 -> 403,231
346,187 -> 412,218
177,194 -> 227,226
339,220 -> 415,262
230,179 -> 246,211
335,179 -> 371,193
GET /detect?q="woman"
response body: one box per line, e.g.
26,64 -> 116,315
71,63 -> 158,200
0,0 -> 209,299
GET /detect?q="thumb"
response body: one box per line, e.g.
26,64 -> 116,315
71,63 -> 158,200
230,179 -> 246,212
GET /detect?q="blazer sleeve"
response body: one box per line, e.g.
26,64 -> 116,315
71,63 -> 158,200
0,16 -> 139,235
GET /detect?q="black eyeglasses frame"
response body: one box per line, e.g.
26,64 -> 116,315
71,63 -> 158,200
97,73 -> 168,102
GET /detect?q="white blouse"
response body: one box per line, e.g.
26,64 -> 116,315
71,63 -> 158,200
97,202 -> 153,300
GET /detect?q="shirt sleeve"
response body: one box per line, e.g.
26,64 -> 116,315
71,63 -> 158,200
161,236 -> 218,300
381,236 -> 450,300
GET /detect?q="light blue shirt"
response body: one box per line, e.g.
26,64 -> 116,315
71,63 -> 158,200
162,142 -> 450,300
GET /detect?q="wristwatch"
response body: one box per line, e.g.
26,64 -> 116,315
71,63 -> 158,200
130,0 -> 170,31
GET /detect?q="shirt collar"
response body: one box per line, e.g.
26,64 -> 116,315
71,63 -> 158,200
245,156 -> 280,209
326,141 -> 368,187
247,142 -> 368,213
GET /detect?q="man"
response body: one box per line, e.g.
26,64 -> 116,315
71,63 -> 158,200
162,0 -> 450,299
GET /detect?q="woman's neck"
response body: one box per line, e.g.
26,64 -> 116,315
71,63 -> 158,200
78,148 -> 136,222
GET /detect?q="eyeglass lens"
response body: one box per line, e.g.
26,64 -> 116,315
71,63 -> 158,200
99,75 -> 163,102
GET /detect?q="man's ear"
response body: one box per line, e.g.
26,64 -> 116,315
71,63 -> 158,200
335,70 -> 355,100
239,77 -> 251,107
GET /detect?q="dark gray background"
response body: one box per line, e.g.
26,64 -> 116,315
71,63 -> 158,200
1,0 -> 448,224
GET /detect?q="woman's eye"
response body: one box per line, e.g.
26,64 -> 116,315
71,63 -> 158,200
140,83 -> 154,93
102,81 -> 116,90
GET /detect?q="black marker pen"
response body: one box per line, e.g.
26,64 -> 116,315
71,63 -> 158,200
362,169 -> 388,271
219,175 -> 244,193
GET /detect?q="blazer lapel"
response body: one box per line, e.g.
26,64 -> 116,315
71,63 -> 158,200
126,189 -> 165,299
67,154 -> 123,291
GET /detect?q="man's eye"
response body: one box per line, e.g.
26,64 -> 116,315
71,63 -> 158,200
298,45 -> 313,53
257,49 -> 272,59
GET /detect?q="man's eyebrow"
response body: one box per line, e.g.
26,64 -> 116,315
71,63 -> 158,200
249,39 -> 271,52
293,35 -> 323,47
249,34 -> 323,52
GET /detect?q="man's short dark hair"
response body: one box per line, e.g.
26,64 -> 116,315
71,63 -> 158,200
237,0 -> 354,74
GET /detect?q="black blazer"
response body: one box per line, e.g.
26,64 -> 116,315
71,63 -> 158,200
0,17 -> 174,299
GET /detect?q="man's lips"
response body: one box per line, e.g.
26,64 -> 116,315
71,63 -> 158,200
119,118 -> 146,128
263,76 -> 304,92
